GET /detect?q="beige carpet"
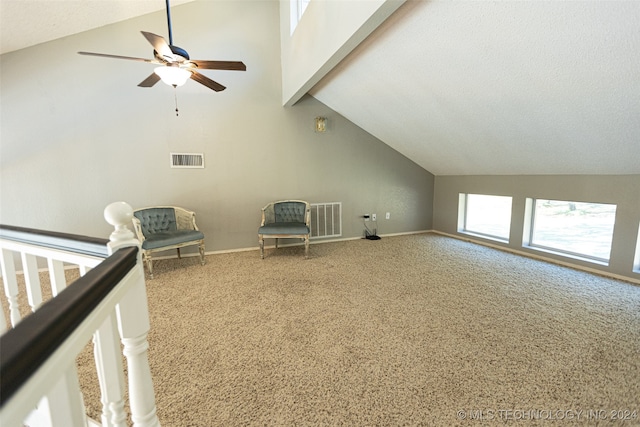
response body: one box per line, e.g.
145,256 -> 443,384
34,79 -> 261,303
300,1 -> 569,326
8,233 -> 640,425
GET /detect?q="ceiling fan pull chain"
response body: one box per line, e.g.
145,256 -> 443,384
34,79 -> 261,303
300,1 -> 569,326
173,86 -> 179,116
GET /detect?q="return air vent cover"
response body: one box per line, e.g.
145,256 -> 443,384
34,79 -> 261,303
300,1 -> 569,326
310,202 -> 342,239
170,153 -> 204,168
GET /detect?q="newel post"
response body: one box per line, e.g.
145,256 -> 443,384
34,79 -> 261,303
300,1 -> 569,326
104,201 -> 140,253
104,202 -> 161,427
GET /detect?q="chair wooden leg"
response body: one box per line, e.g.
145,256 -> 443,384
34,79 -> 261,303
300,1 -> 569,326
259,236 -> 264,259
304,236 -> 309,259
177,248 -> 181,259
144,254 -> 154,279
199,242 -> 205,265
275,238 -> 279,249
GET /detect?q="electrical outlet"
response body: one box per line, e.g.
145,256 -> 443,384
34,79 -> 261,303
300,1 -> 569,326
386,212 -> 390,220
364,214 -> 370,222
372,213 -> 377,221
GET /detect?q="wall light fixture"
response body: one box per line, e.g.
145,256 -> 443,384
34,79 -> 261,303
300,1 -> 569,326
315,116 -> 327,133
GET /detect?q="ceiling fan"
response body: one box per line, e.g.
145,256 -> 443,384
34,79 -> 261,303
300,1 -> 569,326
78,0 -> 246,93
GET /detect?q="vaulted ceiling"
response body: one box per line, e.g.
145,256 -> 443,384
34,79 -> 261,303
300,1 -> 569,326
0,0 -> 195,54
2,0 -> 639,176
310,1 -> 640,175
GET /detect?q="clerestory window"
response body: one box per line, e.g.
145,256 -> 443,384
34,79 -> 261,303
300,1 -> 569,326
524,199 -> 617,263
290,0 -> 311,34
458,193 -> 512,242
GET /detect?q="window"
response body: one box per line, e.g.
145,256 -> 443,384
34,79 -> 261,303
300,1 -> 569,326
525,199 -> 617,263
290,0 -> 311,34
458,194 -> 512,241
634,223 -> 640,273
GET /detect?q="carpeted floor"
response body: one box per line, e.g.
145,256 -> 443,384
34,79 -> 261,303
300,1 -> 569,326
9,233 -> 640,425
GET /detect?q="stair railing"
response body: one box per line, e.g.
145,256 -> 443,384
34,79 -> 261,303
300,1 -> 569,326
0,202 -> 160,427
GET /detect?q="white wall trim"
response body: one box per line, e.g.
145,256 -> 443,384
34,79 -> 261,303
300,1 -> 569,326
147,230 -> 432,259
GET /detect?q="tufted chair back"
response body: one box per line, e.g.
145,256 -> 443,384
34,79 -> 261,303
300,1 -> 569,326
134,208 -> 177,237
262,201 -> 310,226
274,202 -> 306,223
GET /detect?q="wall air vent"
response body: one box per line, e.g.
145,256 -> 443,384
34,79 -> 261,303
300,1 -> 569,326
170,153 -> 204,168
310,202 -> 342,239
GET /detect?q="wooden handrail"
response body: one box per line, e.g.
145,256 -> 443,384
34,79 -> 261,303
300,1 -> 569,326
0,245 -> 138,406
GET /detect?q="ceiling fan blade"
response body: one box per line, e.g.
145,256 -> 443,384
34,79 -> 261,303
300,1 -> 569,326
190,71 -> 226,92
138,73 -> 162,88
78,51 -> 163,64
189,60 -> 246,71
141,31 -> 174,61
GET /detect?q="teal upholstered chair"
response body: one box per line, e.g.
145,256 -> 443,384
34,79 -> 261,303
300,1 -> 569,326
258,200 -> 311,259
132,206 -> 205,278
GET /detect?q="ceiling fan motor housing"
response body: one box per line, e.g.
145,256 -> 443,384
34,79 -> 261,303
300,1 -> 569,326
155,45 -> 189,62
169,45 -> 189,60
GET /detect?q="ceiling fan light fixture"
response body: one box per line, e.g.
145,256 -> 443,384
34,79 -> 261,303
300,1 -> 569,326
78,0 -> 245,97
154,66 -> 191,87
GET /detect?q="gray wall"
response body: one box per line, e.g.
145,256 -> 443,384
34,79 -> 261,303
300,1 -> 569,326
0,1 -> 434,254
433,175 -> 640,281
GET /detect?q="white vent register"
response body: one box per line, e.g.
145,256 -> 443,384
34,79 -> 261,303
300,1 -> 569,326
170,153 -> 204,168
310,202 -> 342,239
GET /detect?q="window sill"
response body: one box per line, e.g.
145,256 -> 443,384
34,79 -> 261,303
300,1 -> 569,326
524,245 -> 609,267
459,230 -> 509,245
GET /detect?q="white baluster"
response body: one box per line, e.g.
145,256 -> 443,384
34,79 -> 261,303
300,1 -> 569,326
104,202 -> 160,427
0,249 -> 4,334
93,314 -> 127,427
39,363 -> 88,427
120,329 -> 159,427
1,248 -> 21,327
47,258 -> 67,297
23,396 -> 52,427
0,305 -> 6,334
79,264 -> 91,277
22,252 -> 43,312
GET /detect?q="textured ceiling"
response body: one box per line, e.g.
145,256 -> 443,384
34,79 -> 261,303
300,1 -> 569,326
311,1 -> 640,175
0,0 -> 194,54
2,0 -> 639,176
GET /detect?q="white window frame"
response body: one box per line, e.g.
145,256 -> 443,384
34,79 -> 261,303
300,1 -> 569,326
290,0 -> 311,35
523,198 -> 617,265
633,223 -> 640,273
458,193 -> 512,243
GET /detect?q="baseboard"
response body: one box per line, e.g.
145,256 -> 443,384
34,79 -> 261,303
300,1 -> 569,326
22,230 -> 638,286
161,230 -> 433,259
431,230 -> 640,286
378,230 -> 433,238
